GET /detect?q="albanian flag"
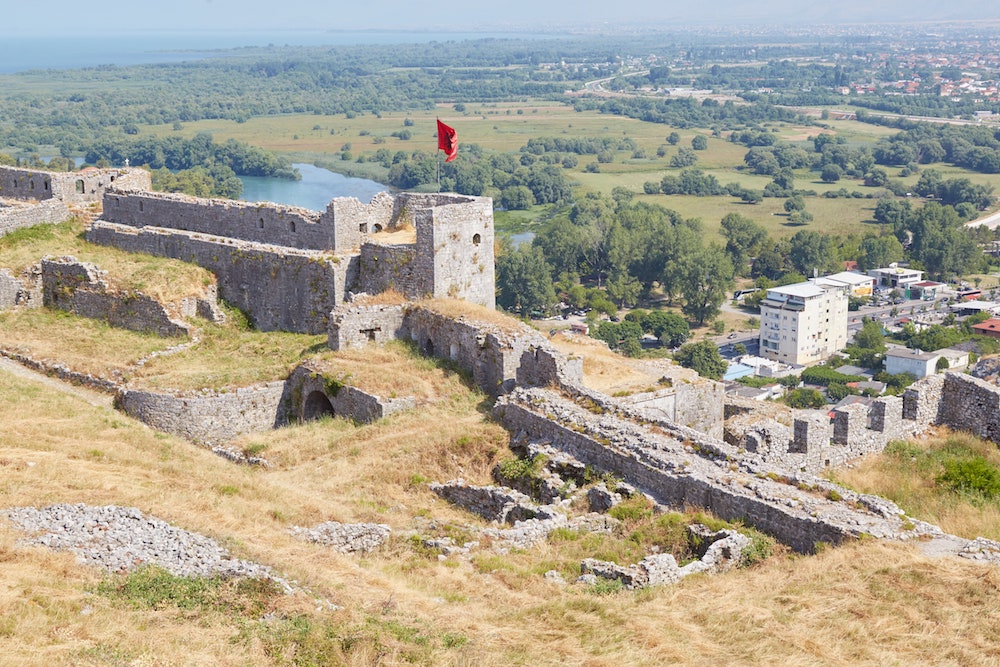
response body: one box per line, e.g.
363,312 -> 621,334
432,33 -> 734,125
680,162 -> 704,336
437,118 -> 458,162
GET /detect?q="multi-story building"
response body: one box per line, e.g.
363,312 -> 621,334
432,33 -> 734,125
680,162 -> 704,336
759,280 -> 848,365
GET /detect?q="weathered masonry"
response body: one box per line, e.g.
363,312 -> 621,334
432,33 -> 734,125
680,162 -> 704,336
0,165 -> 150,205
0,165 -> 151,238
89,191 -> 495,333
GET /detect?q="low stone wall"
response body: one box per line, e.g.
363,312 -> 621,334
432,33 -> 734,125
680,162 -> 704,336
0,267 -> 41,309
0,199 -> 71,237
494,387 -> 931,554
87,221 -> 353,334
116,383 -> 289,445
286,363 -> 415,424
41,256 -> 195,337
0,348 -> 122,394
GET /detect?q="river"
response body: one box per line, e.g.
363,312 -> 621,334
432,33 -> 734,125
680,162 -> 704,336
238,163 -> 388,210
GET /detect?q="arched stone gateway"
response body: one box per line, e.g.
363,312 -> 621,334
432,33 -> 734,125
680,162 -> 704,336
303,390 -> 335,421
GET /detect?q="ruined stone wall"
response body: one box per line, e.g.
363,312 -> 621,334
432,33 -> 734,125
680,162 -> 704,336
405,306 -> 544,393
494,388 -> 900,553
0,268 -> 40,310
101,191 -> 332,251
516,344 -> 585,390
40,257 -> 196,337
328,303 -> 407,351
116,383 -> 288,445
939,372 -> 1000,441
617,381 -> 726,440
358,244 -> 425,298
87,221 -> 352,334
0,166 -> 148,204
286,364 -> 415,424
0,199 -> 71,236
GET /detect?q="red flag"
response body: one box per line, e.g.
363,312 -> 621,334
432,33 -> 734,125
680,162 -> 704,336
437,118 -> 458,162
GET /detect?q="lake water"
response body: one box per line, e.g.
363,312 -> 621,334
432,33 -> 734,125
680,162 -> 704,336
238,163 -> 388,210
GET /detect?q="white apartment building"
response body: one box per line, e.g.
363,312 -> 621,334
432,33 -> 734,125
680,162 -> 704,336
759,280 -> 849,365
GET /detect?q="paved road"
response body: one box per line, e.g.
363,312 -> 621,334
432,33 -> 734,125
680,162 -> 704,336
965,208 -> 1000,230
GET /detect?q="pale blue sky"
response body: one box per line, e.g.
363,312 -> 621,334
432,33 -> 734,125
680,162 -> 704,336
4,0 -> 999,36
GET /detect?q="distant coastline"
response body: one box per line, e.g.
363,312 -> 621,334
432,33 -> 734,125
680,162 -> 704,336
0,30 -> 566,74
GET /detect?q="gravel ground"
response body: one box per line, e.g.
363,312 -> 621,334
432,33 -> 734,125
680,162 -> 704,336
7,503 -> 286,585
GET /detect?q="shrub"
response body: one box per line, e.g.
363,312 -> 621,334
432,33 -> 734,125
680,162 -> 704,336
937,458 -> 1000,499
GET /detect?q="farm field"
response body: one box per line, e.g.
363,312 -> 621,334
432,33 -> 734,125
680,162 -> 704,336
140,102 -> 1000,244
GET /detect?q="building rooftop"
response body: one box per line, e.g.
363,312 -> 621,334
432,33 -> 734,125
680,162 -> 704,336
973,318 -> 1000,333
767,282 -> 827,299
885,346 -> 939,361
820,271 -> 875,286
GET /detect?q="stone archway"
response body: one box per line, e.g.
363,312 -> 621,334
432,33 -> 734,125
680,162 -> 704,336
303,390 -> 335,421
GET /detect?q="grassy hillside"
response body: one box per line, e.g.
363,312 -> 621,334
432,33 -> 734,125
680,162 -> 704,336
2,354 -> 1000,665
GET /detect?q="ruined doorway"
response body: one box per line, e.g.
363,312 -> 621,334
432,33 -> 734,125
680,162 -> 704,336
303,390 -> 335,421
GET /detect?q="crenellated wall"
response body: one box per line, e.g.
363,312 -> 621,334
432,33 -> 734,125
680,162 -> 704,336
494,387 -> 921,554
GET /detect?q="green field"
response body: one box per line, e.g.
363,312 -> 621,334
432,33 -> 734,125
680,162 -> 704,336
138,102 -> 1000,244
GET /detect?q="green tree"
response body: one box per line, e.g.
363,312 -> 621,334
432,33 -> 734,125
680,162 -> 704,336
821,164 -> 843,183
495,244 -> 557,315
678,246 -> 735,325
789,230 -> 837,276
606,272 -> 642,308
667,132 -> 681,145
673,340 -> 727,380
721,213 -> 768,277
784,195 -> 806,213
691,135 -> 708,150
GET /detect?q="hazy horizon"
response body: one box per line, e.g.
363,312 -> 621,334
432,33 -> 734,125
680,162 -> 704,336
5,0 -> 1000,38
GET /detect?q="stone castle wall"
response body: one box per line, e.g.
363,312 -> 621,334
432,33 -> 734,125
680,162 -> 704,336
0,166 -> 149,204
413,194 -> 495,308
328,303 -> 407,350
0,199 -> 72,237
939,372 -> 1000,441
87,221 -> 353,334
39,256 -> 206,337
726,376 -> 945,473
404,306 -> 546,394
358,244 -> 424,297
494,387 -> 915,554
116,383 -> 288,445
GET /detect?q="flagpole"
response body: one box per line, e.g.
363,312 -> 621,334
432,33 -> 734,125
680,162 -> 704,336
437,151 -> 441,193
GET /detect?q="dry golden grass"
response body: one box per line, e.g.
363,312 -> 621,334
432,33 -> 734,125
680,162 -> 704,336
2,348 -> 1000,665
830,429 -> 1000,541
416,298 -> 532,334
0,219 -> 214,305
545,331 -> 702,395
0,308 -> 174,377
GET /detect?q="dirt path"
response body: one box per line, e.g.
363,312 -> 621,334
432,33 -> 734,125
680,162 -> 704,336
0,356 -> 115,409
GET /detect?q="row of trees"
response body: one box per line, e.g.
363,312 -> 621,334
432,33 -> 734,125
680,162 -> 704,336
497,191 -> 735,326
